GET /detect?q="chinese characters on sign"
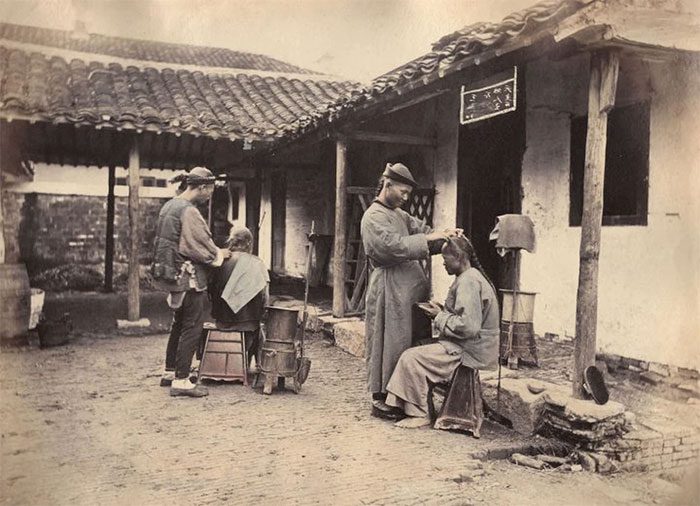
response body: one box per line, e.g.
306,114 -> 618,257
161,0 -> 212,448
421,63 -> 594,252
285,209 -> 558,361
460,67 -> 517,125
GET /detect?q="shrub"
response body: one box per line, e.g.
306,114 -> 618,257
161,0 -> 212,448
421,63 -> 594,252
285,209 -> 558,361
31,264 -> 104,292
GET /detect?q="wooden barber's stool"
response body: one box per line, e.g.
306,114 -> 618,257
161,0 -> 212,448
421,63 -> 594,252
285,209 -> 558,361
427,365 -> 483,438
198,322 -> 248,385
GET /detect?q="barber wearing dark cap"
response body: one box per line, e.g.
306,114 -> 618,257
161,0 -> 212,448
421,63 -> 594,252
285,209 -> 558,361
361,162 -> 461,418
152,167 -> 231,397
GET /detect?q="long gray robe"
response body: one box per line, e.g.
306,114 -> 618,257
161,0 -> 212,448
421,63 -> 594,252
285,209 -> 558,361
361,201 -> 431,394
434,267 -> 500,370
385,267 -> 500,416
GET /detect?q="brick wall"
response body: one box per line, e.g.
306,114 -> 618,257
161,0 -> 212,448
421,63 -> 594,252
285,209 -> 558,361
2,192 -> 167,272
597,427 -> 699,472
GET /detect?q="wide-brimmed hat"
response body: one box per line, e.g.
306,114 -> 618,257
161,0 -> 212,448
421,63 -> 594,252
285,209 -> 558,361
382,162 -> 417,188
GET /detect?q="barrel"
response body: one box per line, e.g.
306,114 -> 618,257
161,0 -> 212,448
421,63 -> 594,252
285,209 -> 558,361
260,340 -> 297,375
265,306 -> 300,342
499,290 -> 537,323
499,321 -> 538,365
0,263 -> 31,340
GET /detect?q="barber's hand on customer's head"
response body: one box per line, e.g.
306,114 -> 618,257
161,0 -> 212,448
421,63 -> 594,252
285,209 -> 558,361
426,231 -> 448,242
221,248 -> 232,259
426,228 -> 463,242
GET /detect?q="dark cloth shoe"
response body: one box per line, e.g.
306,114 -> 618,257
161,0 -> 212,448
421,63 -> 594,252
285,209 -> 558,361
170,383 -> 209,398
160,372 -> 175,387
371,404 -> 406,421
371,406 -> 405,421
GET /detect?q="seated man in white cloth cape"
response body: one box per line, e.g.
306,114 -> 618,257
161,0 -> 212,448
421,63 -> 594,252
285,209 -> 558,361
208,226 -> 269,368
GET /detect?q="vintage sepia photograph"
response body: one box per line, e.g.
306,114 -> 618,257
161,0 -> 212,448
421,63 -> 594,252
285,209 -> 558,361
0,0 -> 698,504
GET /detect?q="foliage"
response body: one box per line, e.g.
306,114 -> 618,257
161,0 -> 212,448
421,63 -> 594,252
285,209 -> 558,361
31,264 -> 104,292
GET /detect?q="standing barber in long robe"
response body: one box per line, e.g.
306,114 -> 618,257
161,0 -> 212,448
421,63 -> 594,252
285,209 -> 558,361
361,162 -> 460,418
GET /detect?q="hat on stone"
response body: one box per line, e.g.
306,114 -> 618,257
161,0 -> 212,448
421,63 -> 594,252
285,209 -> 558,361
382,162 -> 417,188
186,166 -> 216,185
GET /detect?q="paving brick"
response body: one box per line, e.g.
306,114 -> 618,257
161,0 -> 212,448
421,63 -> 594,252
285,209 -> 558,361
0,333 -> 535,505
664,437 -> 682,448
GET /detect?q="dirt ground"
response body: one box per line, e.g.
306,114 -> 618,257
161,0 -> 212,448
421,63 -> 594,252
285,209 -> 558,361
1,328 -> 698,505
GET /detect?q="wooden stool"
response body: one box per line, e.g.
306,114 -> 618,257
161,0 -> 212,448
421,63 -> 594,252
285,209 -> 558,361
428,365 -> 483,438
198,322 -> 248,385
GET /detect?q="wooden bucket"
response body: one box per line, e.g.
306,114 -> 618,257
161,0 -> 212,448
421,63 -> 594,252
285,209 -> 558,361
260,340 -> 297,375
0,263 -> 31,340
499,321 -> 538,365
265,306 -> 300,342
499,290 -> 537,323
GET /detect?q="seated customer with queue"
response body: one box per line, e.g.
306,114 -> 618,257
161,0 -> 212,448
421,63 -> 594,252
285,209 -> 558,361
207,226 -> 269,369
383,234 -> 500,430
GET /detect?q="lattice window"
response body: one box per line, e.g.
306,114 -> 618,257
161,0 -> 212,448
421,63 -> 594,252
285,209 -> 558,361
343,187 -> 436,315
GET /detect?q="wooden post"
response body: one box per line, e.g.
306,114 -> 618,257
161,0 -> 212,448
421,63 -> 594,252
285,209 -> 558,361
104,164 -> 116,292
127,137 -> 141,321
332,138 -> 348,317
573,50 -> 619,398
0,162 -> 5,264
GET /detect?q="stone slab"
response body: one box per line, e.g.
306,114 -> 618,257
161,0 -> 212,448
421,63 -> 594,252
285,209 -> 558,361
480,368 -> 519,382
116,318 -> 151,329
482,377 -> 552,435
543,388 -> 626,422
640,371 -> 665,385
319,314 -> 362,329
305,306 -> 331,332
333,319 -> 365,358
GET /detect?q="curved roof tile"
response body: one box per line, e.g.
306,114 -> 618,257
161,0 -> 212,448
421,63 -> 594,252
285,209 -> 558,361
278,0 -> 595,141
0,22 -> 317,75
0,46 -> 360,140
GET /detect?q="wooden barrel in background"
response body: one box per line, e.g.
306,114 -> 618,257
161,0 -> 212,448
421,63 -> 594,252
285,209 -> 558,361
0,263 -> 31,340
499,320 -> 539,366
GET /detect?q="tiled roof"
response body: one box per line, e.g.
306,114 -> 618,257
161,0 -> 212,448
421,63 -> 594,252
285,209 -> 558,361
0,25 -> 360,140
0,22 -> 316,74
279,0 -> 595,140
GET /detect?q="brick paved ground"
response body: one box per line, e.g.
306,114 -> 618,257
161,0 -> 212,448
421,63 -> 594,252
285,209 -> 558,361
2,332 -> 697,505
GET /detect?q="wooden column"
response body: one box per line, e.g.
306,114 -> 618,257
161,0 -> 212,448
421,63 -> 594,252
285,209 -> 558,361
332,138 -> 348,317
104,164 -> 116,292
0,162 -> 5,264
573,50 -> 619,398
127,138 -> 141,321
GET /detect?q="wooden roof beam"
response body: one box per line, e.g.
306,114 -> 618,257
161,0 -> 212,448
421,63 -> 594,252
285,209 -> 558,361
341,130 -> 437,147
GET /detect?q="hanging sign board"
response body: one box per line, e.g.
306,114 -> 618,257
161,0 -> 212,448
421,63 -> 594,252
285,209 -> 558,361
460,67 -> 517,125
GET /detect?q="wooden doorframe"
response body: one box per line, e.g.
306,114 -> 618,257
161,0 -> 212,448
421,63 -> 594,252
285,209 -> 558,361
456,70 -> 526,292
270,170 -> 286,272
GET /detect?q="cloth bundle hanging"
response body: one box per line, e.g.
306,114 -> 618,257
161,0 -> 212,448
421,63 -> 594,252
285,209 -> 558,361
488,214 -> 536,257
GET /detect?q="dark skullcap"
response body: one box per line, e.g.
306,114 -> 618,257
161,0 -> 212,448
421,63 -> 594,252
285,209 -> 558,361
382,162 -> 417,188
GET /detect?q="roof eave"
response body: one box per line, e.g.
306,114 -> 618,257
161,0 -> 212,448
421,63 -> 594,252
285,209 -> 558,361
0,110 -> 286,143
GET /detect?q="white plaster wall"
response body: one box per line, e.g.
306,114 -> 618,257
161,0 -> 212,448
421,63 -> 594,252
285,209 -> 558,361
227,181 -> 247,231
284,165 -> 334,278
9,163 -> 179,198
520,55 -> 700,369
